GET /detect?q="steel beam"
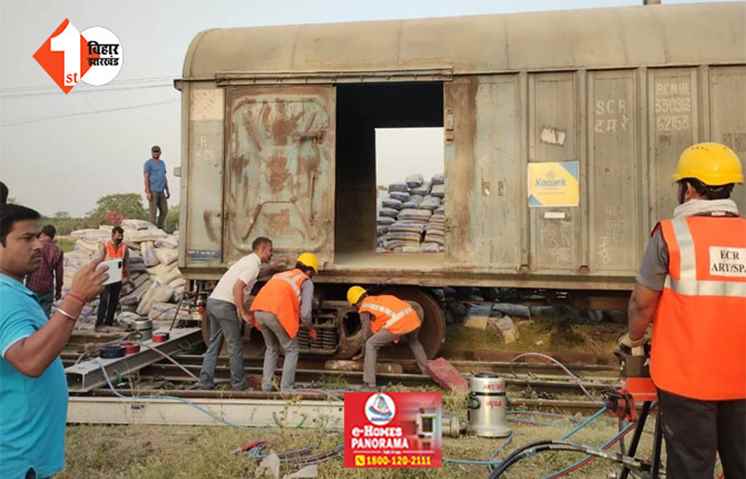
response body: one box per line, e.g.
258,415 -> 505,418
65,328 -> 202,393
67,396 -> 344,429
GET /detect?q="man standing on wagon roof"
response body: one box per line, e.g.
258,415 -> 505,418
143,145 -> 169,230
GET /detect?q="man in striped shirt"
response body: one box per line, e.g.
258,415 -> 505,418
25,225 -> 63,317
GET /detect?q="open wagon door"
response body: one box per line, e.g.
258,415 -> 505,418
223,86 -> 335,266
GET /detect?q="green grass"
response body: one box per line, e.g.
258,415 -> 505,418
58,413 -> 664,479
58,237 -> 76,253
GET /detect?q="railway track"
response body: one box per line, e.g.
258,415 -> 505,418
63,330 -> 621,415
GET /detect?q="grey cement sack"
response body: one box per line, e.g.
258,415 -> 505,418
398,208 -> 432,221
388,191 -> 410,203
431,184 -> 446,198
377,216 -> 395,226
120,279 -> 153,306
401,198 -> 423,209
420,196 -> 441,211
405,174 -> 424,188
411,182 -> 431,196
389,222 -> 425,234
382,198 -> 402,210
431,174 -> 445,185
379,208 -> 399,219
385,231 -> 422,242
388,182 -> 408,193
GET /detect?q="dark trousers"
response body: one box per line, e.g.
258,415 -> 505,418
149,192 -> 168,230
96,282 -> 122,327
659,389 -> 746,479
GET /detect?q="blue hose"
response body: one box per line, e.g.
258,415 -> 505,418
559,406 -> 608,441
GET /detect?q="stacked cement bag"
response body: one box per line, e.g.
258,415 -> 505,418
58,219 -> 187,326
377,173 -> 446,252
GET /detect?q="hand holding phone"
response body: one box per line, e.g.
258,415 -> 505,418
99,259 -> 123,285
70,258 -> 109,302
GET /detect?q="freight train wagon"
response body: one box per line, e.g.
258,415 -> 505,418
175,2 -> 746,357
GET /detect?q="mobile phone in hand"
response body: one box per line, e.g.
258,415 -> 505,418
99,259 -> 123,285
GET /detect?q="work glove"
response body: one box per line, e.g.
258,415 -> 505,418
617,332 -> 649,357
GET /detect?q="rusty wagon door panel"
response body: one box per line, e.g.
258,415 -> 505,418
223,86 -> 335,264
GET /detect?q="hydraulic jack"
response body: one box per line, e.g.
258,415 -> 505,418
604,345 -> 664,479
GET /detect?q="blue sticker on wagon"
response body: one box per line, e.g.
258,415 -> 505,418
527,161 -> 579,208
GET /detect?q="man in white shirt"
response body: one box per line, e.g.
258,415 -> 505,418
198,237 -> 273,390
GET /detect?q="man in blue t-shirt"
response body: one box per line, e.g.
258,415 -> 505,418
143,145 -> 170,229
0,204 -> 106,479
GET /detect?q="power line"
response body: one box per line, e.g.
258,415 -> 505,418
0,99 -> 180,127
0,75 -> 177,96
0,82 -> 174,98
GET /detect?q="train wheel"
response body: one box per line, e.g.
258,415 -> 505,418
381,286 -> 446,359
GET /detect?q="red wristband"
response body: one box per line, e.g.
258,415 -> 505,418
67,292 -> 85,305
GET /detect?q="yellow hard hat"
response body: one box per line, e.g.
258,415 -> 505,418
673,142 -> 743,186
296,252 -> 320,273
347,286 -> 367,305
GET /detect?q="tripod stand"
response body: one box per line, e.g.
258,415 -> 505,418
618,400 -> 664,479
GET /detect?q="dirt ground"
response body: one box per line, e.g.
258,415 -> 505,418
442,316 -> 626,360
60,409 -> 665,479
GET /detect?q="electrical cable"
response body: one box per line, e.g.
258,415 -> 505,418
542,420 -> 636,479
509,352 -> 596,401
488,439 -> 647,479
139,342 -> 199,381
0,82 -> 173,98
1,99 -> 178,127
98,358 -> 260,429
0,75 -> 175,96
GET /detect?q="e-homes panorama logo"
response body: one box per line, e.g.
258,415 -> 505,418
33,18 -> 122,94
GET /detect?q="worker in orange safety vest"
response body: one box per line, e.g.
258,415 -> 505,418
95,226 -> 128,329
623,142 -> 745,479
250,252 -> 319,392
347,286 -> 429,388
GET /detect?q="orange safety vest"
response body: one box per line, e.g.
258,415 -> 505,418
652,215 -> 746,400
360,295 -> 421,336
104,241 -> 128,278
250,269 -> 309,338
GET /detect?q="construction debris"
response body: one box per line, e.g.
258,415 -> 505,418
496,316 -> 520,344
463,315 -> 491,330
426,358 -> 469,393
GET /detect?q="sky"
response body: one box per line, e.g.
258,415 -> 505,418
0,0 -> 723,216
